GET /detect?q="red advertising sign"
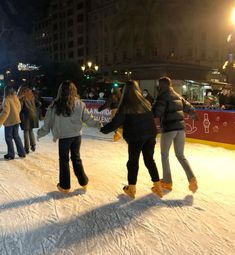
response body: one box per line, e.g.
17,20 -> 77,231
84,100 -> 235,145
83,100 -> 112,123
184,110 -> 235,145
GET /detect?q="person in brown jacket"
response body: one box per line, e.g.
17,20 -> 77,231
0,86 -> 26,160
17,85 -> 40,153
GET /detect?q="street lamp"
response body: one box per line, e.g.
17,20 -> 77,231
125,71 -> 132,79
221,8 -> 235,83
81,61 -> 99,80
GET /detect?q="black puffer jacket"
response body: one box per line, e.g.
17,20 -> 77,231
101,111 -> 157,142
153,91 -> 184,133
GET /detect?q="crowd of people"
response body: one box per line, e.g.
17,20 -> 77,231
9,76 -> 235,198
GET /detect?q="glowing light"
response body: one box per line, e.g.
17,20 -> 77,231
223,61 -> 228,69
81,65 -> 85,71
18,63 -> 39,71
87,62 -> 92,68
231,8 -> 235,25
227,33 -> 232,42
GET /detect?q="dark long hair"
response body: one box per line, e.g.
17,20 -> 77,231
53,80 -> 79,116
118,80 -> 151,114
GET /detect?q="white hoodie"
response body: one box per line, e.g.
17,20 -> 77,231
37,98 -> 100,141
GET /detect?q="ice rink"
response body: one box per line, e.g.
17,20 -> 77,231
0,126 -> 234,255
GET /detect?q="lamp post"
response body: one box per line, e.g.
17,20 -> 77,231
124,71 -> 132,79
223,8 -> 235,83
81,61 -> 99,80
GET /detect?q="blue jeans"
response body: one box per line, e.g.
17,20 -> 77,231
5,124 -> 25,157
160,130 -> 195,183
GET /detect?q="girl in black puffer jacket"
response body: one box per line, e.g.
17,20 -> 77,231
153,77 -> 198,193
101,80 -> 162,199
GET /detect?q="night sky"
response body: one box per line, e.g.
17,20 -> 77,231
1,0 -> 49,32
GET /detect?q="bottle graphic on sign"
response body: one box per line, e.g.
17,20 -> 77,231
203,113 -> 210,133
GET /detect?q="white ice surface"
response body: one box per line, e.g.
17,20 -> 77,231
0,123 -> 234,255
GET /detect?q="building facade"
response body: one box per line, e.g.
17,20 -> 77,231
34,0 -> 88,64
33,0 -> 235,83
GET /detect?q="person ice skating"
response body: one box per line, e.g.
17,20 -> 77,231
37,80 -> 101,193
17,85 -> 40,153
153,77 -> 198,193
98,86 -> 122,141
100,80 -> 162,199
0,86 -> 26,160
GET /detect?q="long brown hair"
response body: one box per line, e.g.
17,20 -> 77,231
53,80 -> 79,116
118,80 -> 151,114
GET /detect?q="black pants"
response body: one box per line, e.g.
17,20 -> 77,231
127,137 -> 159,185
59,136 -> 88,189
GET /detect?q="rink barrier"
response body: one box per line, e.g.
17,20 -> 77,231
83,100 -> 235,149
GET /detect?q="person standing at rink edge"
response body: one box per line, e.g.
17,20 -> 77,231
37,80 -> 101,193
101,80 -> 162,199
153,77 -> 198,193
17,85 -> 41,154
0,86 -> 26,160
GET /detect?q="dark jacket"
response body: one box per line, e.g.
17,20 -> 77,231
101,111 -> 157,142
219,93 -> 235,110
20,97 -> 39,130
153,90 -> 196,133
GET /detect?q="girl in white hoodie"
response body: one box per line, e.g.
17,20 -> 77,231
37,80 -> 101,193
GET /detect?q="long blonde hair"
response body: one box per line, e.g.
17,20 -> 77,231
118,80 -> 151,114
17,85 -> 35,100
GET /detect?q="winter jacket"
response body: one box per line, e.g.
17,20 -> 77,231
101,110 -> 157,142
19,97 -> 39,130
153,90 -> 196,133
0,95 -> 21,127
37,98 -> 101,141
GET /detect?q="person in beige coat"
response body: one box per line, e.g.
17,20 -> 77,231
0,86 -> 26,160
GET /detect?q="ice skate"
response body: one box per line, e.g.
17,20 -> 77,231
123,185 -> 136,198
82,184 -> 88,191
160,179 -> 173,191
189,177 -> 198,193
113,131 -> 121,142
151,181 -> 163,198
57,183 -> 70,193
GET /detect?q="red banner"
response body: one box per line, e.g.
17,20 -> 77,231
84,100 -> 235,145
184,110 -> 235,145
83,100 -> 112,123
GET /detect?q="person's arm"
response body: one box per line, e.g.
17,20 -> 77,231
37,106 -> 53,139
181,97 -> 198,120
0,100 -> 10,125
100,112 -> 125,134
